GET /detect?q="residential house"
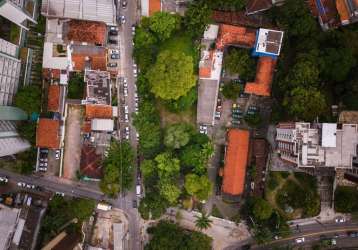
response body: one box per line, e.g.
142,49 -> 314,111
36,118 -> 61,149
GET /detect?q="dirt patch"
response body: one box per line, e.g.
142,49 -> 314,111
157,102 -> 196,127
63,105 -> 84,179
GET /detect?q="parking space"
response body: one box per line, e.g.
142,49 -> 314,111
107,26 -> 120,71
63,105 -> 84,179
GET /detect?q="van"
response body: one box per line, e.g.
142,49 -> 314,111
136,184 -> 141,197
97,202 -> 112,211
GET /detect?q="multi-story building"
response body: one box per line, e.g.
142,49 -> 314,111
276,122 -> 358,170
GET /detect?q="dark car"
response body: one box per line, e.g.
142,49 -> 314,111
111,53 -> 120,59
132,200 -> 137,208
109,30 -> 118,36
108,39 -> 118,45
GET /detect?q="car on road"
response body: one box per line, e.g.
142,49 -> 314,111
124,105 -> 129,114
123,87 -> 128,97
17,182 -> 26,188
26,184 -> 35,189
348,231 -> 358,237
132,25 -> 136,35
295,237 -> 305,243
123,81 -> 128,88
55,192 -> 65,197
111,53 -> 120,59
122,0 -> 127,8
335,217 -> 345,223
108,62 -> 117,67
124,114 -> 129,122
215,111 -> 221,120
55,149 -> 61,159
199,125 -> 208,134
108,39 -> 118,45
120,16 -> 126,24
0,176 -> 8,183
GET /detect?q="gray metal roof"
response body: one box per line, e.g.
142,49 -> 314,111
41,0 -> 116,25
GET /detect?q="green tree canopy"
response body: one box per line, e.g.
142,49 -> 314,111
164,123 -> 193,149
147,50 -> 196,100
145,220 -> 212,250
222,81 -> 244,100
14,85 -> 41,114
164,87 -> 197,112
184,174 -> 212,201
334,186 -> 358,213
149,12 -> 181,41
180,142 -> 214,175
139,192 -> 169,220
67,72 -> 85,99
224,48 -> 256,80
252,198 -> 273,221
140,159 -> 155,179
184,1 -> 212,38
284,87 -> 327,121
154,152 -> 180,179
158,179 -> 181,204
99,141 -> 134,197
285,56 -> 320,89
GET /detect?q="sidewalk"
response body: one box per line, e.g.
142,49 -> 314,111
288,207 -> 349,227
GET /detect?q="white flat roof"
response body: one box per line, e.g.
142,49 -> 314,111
91,119 -> 114,131
255,28 -> 284,56
321,123 -> 337,148
203,24 -> 219,40
43,42 -> 73,70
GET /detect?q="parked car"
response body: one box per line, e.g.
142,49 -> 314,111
132,199 -> 137,208
215,111 -> 221,120
26,184 -> 35,189
40,148 -> 49,153
132,25 -> 136,35
39,167 -> 47,172
123,81 -> 128,88
17,182 -> 26,188
123,88 -> 128,97
55,150 -> 60,160
111,49 -> 119,54
124,114 -> 129,122
111,53 -> 120,59
136,132 -> 139,141
348,231 -> 358,238
108,62 -> 118,67
0,176 -> 8,183
109,30 -> 118,36
295,237 -> 305,243
109,26 -> 118,31
125,133 -> 129,140
40,158 -> 48,162
199,125 -> 208,134
122,0 -> 127,8
120,16 -> 126,24
39,162 -> 48,167
124,105 -> 129,114
55,192 -> 65,197
108,39 -> 118,45
335,217 -> 345,223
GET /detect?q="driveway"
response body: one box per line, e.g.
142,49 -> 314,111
63,104 -> 83,179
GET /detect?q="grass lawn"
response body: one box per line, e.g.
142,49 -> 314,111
157,100 -> 196,127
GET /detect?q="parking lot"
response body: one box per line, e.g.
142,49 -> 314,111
63,105 -> 83,179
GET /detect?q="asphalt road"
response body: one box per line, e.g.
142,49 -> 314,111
225,221 -> 358,250
116,1 -> 142,250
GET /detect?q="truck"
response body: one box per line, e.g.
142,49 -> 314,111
97,202 -> 112,211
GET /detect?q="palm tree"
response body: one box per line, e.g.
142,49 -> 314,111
194,213 -> 212,231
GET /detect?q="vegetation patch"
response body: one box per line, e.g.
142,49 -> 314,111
334,186 -> 358,213
67,73 -> 85,99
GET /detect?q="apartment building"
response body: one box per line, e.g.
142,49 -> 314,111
276,122 -> 358,169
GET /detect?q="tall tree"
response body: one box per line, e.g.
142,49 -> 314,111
184,1 -> 212,38
252,198 -> 273,221
224,48 -> 256,80
194,213 -> 213,231
99,141 -> 134,197
158,179 -> 181,204
149,12 -> 181,41
164,123 -> 192,149
154,152 -> 180,179
284,87 -> 327,121
184,174 -> 212,201
14,85 -> 41,114
147,50 -> 196,100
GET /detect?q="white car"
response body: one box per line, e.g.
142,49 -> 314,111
135,107 -> 139,112
125,126 -> 130,133
124,105 -> 129,114
199,125 -> 208,134
124,114 -> 129,122
26,184 -> 35,189
120,16 -> 126,24
17,182 -> 26,188
55,149 -> 60,159
123,88 -> 128,97
55,192 -> 65,197
295,237 -> 305,244
109,26 -> 118,31
40,158 -> 48,162
133,68 -> 137,74
39,162 -> 47,167
123,82 -> 128,88
335,217 -> 346,223
0,176 -> 8,183
111,49 -> 119,54
125,134 -> 130,140
136,132 -> 139,141
132,26 -> 136,35
39,167 -> 47,172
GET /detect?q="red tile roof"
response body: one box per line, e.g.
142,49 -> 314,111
244,57 -> 277,96
80,145 -> 103,179
85,104 -> 113,119
47,85 -> 60,112
336,0 -> 350,23
67,20 -> 106,45
222,129 -> 250,196
71,53 -> 107,71
246,0 -> 272,15
216,24 -> 256,50
36,119 -> 60,149
149,0 -> 161,16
